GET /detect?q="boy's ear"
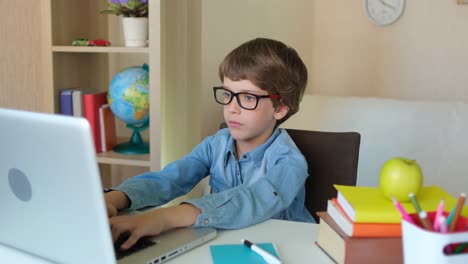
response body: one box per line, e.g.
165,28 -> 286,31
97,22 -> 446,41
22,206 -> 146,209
273,104 -> 289,120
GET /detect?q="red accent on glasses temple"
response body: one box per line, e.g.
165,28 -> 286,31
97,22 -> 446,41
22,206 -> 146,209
269,94 -> 281,99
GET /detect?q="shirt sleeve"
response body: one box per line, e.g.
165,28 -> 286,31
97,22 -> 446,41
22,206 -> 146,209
185,144 -> 308,229
115,138 -> 212,210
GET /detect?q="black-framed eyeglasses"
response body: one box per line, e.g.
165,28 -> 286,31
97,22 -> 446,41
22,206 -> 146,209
213,87 -> 281,110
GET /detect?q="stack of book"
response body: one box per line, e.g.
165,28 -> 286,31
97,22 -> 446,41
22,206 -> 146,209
60,89 -> 116,153
315,185 -> 468,264
316,211 -> 402,264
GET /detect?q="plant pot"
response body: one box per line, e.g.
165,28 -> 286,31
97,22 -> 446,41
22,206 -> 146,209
122,17 -> 148,47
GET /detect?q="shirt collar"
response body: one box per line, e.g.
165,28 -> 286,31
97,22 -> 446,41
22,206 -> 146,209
224,126 -> 281,166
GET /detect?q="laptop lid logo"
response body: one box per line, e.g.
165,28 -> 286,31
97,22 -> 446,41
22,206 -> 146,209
8,168 -> 32,202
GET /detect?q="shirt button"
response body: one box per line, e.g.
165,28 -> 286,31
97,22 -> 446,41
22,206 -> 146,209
242,154 -> 247,159
204,219 -> 209,225
273,191 -> 278,196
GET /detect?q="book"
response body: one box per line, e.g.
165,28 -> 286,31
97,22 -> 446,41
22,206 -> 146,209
59,89 -> 74,116
210,243 -> 280,264
335,185 -> 468,224
99,104 -> 117,152
83,91 -> 108,153
72,90 -> 83,117
327,199 -> 401,237
316,211 -> 403,264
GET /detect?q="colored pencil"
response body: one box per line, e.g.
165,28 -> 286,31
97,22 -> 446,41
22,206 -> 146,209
448,193 -> 466,232
418,211 -> 433,231
408,193 -> 422,213
454,243 -> 467,254
433,199 -> 444,231
438,215 -> 448,233
391,196 -> 414,224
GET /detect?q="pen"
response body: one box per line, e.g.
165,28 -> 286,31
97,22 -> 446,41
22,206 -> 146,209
448,193 -> 466,232
433,199 -> 444,231
242,239 -> 282,264
391,196 -> 415,224
408,193 -> 422,213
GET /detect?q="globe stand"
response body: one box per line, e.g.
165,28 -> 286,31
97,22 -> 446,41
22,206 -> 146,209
113,122 -> 149,154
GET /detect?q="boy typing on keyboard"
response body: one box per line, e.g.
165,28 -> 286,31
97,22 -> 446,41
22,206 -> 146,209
104,38 -> 314,250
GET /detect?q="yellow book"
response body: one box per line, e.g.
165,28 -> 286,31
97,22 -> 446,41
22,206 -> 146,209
335,185 -> 468,224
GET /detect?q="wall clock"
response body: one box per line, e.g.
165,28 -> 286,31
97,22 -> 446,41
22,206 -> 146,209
365,0 -> 405,26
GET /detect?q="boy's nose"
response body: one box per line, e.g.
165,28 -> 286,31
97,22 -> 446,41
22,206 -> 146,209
226,97 -> 241,113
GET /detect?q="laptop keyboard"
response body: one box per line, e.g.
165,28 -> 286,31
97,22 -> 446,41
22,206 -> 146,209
114,234 -> 157,260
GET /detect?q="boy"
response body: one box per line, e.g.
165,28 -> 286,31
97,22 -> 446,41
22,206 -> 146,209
105,38 -> 314,250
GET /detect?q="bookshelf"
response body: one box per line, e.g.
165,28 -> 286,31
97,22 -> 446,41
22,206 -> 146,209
40,0 -> 158,172
40,0 -> 203,181
51,46 -> 149,53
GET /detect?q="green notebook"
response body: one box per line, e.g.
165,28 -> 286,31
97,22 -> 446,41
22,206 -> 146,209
210,243 -> 280,264
334,185 -> 468,223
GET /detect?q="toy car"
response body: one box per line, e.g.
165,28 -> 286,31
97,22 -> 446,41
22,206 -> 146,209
88,39 -> 111,46
71,38 -> 89,46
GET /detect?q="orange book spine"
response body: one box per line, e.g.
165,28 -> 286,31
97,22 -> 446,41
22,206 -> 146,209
353,222 -> 401,237
332,199 -> 401,237
99,104 -> 117,152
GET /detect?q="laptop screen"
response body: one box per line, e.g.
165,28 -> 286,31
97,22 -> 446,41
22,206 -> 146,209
0,108 -> 118,263
0,108 -> 216,264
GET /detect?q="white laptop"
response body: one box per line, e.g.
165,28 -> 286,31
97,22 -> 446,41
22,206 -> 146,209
0,108 -> 216,264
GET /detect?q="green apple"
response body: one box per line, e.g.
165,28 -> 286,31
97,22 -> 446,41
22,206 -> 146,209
379,157 -> 423,202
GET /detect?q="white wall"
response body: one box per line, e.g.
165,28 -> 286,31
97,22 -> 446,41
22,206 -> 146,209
200,0 -> 314,136
309,0 -> 468,101
283,95 -> 468,197
198,0 -> 468,137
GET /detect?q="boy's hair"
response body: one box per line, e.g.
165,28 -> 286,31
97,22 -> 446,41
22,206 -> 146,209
219,38 -> 308,124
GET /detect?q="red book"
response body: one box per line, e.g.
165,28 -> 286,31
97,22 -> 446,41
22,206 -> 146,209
83,91 -> 108,153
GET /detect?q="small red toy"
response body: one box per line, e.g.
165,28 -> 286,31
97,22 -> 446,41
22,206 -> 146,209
88,39 -> 111,46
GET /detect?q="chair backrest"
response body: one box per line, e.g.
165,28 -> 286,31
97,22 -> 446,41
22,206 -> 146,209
286,129 -> 361,222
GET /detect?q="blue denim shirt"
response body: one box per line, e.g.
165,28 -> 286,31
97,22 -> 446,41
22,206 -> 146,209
115,127 -> 315,229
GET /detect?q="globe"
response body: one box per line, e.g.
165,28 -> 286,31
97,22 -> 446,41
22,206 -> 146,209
108,64 -> 150,154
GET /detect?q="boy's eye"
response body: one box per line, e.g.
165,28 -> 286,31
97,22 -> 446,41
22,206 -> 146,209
222,92 -> 231,99
242,94 -> 257,102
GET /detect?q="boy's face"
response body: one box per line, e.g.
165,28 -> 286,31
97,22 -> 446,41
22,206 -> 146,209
222,77 -> 289,148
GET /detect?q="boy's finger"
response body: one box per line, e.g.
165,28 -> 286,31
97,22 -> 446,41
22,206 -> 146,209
111,228 -> 123,243
121,232 -> 140,250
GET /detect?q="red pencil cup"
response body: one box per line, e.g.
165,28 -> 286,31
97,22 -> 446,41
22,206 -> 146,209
402,212 -> 468,264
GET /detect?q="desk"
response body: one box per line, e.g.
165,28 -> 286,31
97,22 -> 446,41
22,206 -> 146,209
169,219 -> 333,264
0,219 -> 333,264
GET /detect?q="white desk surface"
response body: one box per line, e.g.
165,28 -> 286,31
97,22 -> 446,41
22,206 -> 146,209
169,219 -> 334,264
0,219 -> 334,264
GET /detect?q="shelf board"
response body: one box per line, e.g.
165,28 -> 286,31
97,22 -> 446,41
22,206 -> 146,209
97,151 -> 150,167
52,46 -> 149,53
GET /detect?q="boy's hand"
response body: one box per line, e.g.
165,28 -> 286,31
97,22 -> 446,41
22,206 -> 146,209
110,211 -> 166,250
110,204 -> 201,250
104,190 -> 130,218
106,202 -> 118,218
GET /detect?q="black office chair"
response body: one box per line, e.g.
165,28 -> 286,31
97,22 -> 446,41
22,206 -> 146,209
286,129 -> 361,223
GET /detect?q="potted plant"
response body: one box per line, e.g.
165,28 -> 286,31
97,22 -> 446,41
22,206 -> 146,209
101,0 -> 149,47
